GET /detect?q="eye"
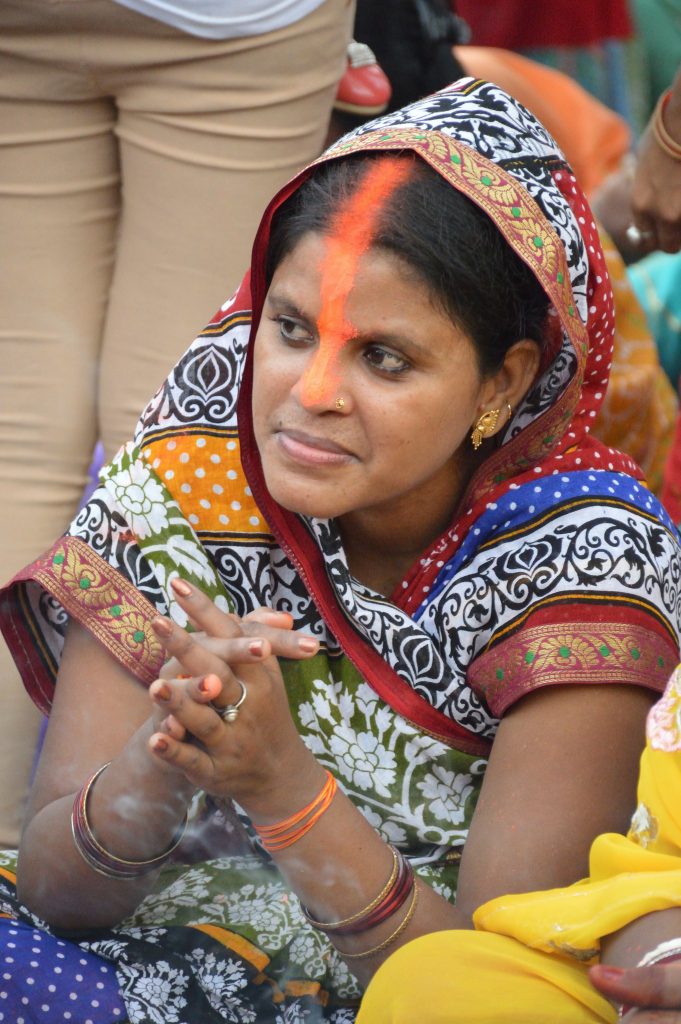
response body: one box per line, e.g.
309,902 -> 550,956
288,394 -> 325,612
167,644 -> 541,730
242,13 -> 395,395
363,345 -> 411,376
275,315 -> 313,345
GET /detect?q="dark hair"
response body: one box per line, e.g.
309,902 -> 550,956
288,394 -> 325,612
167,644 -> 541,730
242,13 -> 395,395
266,153 -> 550,375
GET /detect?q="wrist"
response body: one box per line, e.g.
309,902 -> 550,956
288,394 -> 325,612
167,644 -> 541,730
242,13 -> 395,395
617,939 -> 681,1020
243,755 -> 329,827
653,89 -> 681,160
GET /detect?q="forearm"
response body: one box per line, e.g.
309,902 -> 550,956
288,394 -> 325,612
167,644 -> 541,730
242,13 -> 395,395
18,719 -> 194,930
602,908 -> 681,969
247,773 -> 467,987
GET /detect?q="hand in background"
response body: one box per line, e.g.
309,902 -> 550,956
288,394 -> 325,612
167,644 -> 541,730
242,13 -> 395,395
590,961 -> 681,1022
629,67 -> 681,254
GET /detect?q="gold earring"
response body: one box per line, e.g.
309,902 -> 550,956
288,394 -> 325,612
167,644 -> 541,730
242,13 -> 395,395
335,397 -> 345,410
471,407 -> 501,450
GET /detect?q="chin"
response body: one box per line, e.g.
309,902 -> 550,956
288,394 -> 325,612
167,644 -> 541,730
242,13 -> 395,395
264,479 -> 346,520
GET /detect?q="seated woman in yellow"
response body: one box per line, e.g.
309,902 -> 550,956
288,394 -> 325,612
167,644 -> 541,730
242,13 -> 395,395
359,665 -> 681,1022
0,80 -> 680,1022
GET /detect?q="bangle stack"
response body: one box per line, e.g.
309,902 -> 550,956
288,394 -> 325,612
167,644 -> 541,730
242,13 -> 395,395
653,89 -> 681,161
303,845 -> 419,960
71,762 -> 188,880
618,937 -> 681,1020
254,770 -> 337,853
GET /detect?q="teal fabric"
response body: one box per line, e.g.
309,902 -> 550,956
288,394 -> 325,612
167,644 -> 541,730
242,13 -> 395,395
629,250 -> 681,392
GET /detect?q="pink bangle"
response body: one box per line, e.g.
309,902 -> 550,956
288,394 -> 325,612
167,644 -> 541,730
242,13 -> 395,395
71,763 -> 187,880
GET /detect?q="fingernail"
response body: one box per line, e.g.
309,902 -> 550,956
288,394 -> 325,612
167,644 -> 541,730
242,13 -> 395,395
171,578 -> 192,597
152,617 -> 173,637
153,682 -> 171,702
249,640 -> 264,657
596,967 -> 625,980
298,637 -> 318,653
153,736 -> 169,753
198,677 -> 210,693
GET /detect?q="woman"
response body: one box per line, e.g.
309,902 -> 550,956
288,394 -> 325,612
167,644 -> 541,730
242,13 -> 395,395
1,80 -> 680,1022
361,662 -> 681,1023
0,0 -> 352,850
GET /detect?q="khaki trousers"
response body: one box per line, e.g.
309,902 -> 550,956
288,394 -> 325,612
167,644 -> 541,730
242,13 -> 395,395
0,0 -> 352,846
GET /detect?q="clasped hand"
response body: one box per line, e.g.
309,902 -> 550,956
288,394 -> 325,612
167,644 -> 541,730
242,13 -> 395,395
146,578 -> 322,819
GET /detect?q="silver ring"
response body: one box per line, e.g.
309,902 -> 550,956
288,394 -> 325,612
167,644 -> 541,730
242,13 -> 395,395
625,223 -> 654,247
212,679 -> 247,723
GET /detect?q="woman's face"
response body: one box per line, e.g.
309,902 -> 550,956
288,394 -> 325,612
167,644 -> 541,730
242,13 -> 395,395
252,232 -> 488,526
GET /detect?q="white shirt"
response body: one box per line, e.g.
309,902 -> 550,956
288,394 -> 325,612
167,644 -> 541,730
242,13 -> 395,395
114,0 -> 327,39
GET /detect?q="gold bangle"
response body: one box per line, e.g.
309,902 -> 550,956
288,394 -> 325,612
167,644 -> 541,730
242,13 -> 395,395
302,846 -> 400,931
653,89 -> 681,161
339,881 -> 419,960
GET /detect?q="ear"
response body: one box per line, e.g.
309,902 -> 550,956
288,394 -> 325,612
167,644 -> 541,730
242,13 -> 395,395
475,338 -> 542,434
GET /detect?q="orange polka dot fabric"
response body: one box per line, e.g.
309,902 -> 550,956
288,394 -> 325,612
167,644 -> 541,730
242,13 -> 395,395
144,433 -> 268,537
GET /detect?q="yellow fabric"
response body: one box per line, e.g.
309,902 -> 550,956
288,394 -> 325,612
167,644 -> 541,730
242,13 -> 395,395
357,669 -> 681,1022
475,665 -> 681,960
356,930 -> 615,1023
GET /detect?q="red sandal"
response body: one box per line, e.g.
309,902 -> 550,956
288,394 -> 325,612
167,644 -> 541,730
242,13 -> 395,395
334,40 -> 392,116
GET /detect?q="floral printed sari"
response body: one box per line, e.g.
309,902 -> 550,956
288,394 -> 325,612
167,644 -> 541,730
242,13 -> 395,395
1,79 -> 681,1023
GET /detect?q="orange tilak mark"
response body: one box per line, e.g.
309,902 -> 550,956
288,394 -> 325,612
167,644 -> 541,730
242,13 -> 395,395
300,158 -> 414,404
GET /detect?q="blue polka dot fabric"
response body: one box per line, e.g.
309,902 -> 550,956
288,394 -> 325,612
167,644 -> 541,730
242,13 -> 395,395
0,917 -> 126,1023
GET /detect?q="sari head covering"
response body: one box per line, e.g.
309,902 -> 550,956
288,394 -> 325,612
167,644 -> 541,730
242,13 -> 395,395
1,78 -> 681,1024
2,77 -> 680,753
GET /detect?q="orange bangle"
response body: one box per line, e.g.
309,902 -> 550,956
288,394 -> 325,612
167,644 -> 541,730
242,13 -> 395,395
653,89 -> 681,161
254,771 -> 337,852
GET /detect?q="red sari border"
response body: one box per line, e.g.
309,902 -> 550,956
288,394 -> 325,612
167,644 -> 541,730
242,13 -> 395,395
0,537 -> 164,713
470,614 -> 675,718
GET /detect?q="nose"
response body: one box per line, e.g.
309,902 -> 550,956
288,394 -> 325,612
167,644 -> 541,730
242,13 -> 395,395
297,326 -> 350,410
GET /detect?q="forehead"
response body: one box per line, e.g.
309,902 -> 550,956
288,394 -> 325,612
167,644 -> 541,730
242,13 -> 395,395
269,233 -> 475,357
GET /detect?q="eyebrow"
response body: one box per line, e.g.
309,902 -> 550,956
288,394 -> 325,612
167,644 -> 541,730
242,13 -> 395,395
267,289 -> 431,358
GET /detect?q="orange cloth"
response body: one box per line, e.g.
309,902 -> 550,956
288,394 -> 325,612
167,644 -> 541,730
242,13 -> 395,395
594,228 -> 678,495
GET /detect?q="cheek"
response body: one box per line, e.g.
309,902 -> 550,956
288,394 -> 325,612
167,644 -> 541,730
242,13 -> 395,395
251,335 -> 282,418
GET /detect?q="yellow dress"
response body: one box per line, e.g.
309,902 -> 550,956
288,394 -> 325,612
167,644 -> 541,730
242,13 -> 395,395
357,667 -> 681,1023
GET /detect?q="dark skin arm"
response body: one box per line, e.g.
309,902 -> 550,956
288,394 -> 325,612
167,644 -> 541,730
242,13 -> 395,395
590,909 -> 681,1022
145,581 -> 652,984
21,578 -> 653,990
629,65 -> 681,254
17,605 -> 322,928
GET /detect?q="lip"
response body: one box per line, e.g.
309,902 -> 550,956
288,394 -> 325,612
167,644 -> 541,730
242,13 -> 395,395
275,429 -> 354,467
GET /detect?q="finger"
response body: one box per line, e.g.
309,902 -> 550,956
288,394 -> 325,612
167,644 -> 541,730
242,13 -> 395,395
149,673 -> 246,740
590,964 -> 681,1008
161,714 -> 187,741
243,607 -> 294,629
155,607 -> 317,665
171,580 -> 309,651
149,676 -> 224,745
170,578 -> 245,639
210,625 -> 318,660
149,732 -> 216,787
159,634 -> 272,680
152,615 -> 242,678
